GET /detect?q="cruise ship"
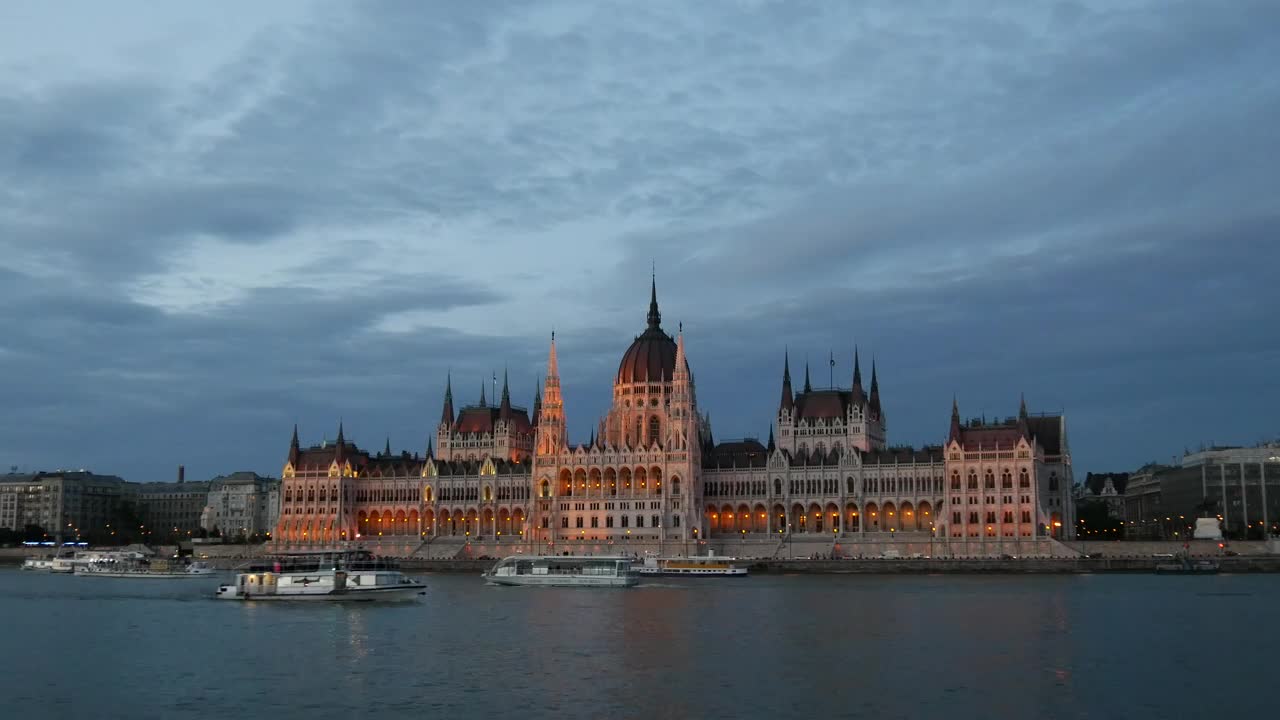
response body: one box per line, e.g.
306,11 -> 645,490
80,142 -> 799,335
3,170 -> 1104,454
215,549 -> 424,601
634,554 -> 750,577
484,555 -> 638,587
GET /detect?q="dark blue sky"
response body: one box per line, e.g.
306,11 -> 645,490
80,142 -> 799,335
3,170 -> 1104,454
1,1 -> 1277,482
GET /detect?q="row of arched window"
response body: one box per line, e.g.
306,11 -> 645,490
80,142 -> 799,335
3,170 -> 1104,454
950,469 -> 1031,490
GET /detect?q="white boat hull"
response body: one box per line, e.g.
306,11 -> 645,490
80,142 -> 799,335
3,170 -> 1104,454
215,583 -> 424,601
485,573 -> 637,588
75,569 -> 215,579
634,566 -> 748,577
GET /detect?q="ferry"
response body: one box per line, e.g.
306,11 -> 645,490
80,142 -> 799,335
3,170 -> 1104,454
635,554 -> 749,577
484,555 -> 638,588
52,550 -> 130,574
215,550 -> 424,601
75,555 -> 216,578
20,557 -> 54,571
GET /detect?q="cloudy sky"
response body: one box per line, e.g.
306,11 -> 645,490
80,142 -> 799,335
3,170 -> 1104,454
1,0 -> 1277,483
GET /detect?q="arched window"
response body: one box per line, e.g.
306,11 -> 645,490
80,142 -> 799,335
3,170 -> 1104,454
950,472 -> 960,490
967,471 -> 978,490
775,478 -> 783,495
1048,472 -> 1059,492
1001,470 -> 1012,489
633,416 -> 642,445
483,486 -> 492,502
847,477 -> 855,493
424,485 -> 433,502
984,470 -> 995,489
540,480 -> 550,498
672,476 -> 681,496
1018,469 -> 1030,488
648,416 -> 661,446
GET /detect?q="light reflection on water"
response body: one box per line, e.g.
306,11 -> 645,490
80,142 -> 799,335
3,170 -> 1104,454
0,570 -> 1274,719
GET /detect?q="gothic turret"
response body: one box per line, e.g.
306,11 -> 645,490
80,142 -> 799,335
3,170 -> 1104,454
335,421 -> 346,463
440,374 -> 454,426
851,347 -> 866,404
288,424 -> 300,466
1017,393 -> 1029,438
499,369 -> 512,423
868,359 -> 882,417
803,360 -> 812,393
949,396 -> 962,442
779,351 -> 794,412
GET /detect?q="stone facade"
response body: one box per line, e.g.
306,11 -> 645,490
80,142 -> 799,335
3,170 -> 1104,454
0,471 -> 128,539
200,471 -> 280,538
273,279 -> 1076,546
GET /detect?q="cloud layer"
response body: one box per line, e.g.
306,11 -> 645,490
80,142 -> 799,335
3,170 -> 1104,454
1,0 -> 1277,480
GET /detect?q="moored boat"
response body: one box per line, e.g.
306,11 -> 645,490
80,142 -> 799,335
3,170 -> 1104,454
76,556 -> 216,578
634,554 -> 749,577
1155,557 -> 1220,575
484,555 -> 637,587
215,549 -> 424,601
21,557 -> 54,571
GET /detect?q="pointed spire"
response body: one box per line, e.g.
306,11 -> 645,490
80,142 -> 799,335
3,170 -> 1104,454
441,373 -> 454,426
646,270 -> 662,330
868,358 -> 882,417
288,424 -> 300,464
335,421 -> 346,462
851,347 -> 867,403
803,359 -> 812,393
547,331 -> 559,377
499,367 -> 512,421
767,425 -> 776,452
384,436 -> 391,457
426,437 -> 434,459
950,395 -> 962,442
780,349 -> 794,412
532,384 -> 542,426
673,323 -> 688,382
1017,392 -> 1029,437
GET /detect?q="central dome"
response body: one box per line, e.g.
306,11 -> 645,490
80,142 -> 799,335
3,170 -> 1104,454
616,276 -> 677,385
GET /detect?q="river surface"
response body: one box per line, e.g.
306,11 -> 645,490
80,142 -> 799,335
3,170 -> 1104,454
1,568 -> 1273,719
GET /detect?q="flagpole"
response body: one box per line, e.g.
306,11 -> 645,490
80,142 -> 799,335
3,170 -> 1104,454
829,351 -> 834,389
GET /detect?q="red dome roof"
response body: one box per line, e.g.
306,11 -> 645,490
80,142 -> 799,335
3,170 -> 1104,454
617,327 -> 677,385
616,275 -> 678,385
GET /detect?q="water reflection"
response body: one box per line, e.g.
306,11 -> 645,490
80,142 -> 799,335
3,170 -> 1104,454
1,570 -> 1276,719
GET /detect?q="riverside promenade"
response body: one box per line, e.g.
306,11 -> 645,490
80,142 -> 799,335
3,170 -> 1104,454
6,538 -> 1278,573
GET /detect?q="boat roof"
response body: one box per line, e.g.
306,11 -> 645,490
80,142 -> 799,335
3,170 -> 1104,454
498,555 -> 633,562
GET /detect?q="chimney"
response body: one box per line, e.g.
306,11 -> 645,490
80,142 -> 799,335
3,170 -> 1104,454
178,465 -> 185,484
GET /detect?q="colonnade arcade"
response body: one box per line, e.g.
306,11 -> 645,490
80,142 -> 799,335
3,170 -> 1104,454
351,507 -> 531,539
705,500 -> 938,535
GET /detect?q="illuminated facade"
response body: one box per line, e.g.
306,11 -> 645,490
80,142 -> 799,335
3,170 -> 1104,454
274,279 -> 1074,546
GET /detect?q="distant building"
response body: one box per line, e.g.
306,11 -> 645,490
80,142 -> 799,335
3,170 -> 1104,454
275,279 -> 1076,545
1124,443 -> 1280,539
1077,472 -> 1128,519
0,471 -> 128,539
200,472 -> 279,538
133,469 -> 211,539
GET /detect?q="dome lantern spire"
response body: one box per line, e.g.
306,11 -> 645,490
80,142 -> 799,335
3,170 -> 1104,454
646,268 -> 661,330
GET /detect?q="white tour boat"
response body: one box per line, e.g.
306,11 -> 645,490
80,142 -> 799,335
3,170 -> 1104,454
215,550 -> 424,601
634,554 -> 750,577
484,555 -> 638,588
52,550 -> 129,574
75,555 -> 216,578
20,557 -> 54,571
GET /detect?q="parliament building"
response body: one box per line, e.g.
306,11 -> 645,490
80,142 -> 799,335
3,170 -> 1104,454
276,279 -> 1075,552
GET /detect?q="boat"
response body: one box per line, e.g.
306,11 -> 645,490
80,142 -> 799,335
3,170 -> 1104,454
20,557 -> 54,571
52,550 -> 128,573
215,549 -> 424,601
634,554 -> 749,577
1155,556 -> 1221,575
484,555 -> 638,587
75,555 -> 216,578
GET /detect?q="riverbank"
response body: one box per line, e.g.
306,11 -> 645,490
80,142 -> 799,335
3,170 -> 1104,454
386,556 -> 1280,574
7,545 -> 1279,574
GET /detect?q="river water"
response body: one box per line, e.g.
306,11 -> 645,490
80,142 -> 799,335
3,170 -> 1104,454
1,568 -> 1273,719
